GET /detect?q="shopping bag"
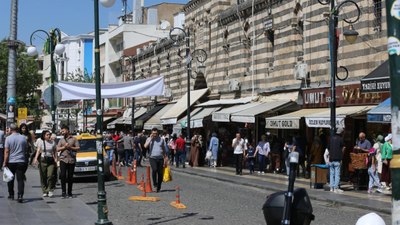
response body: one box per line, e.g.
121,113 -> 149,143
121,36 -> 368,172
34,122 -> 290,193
3,167 -> 14,182
163,166 -> 172,182
205,150 -> 212,161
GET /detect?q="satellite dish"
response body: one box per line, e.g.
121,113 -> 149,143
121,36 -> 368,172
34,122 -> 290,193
160,20 -> 171,30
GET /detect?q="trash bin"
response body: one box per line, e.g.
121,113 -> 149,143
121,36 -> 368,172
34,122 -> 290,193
310,164 -> 329,189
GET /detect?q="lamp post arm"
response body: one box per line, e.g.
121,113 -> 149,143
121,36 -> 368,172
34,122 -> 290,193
333,0 -> 361,24
29,30 -> 50,45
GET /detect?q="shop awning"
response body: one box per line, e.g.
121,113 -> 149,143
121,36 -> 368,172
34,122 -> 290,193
360,60 -> 390,93
107,107 -> 147,129
265,108 -> 329,129
160,88 -> 209,125
144,103 -> 174,130
368,98 -> 391,123
173,107 -> 203,130
192,107 -> 220,128
231,100 -> 296,123
305,105 -> 375,128
212,102 -> 259,122
197,96 -> 256,107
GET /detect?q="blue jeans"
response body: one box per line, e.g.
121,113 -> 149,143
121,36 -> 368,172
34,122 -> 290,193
134,149 -> 141,163
368,166 -> 381,189
125,149 -> 133,165
107,150 -> 114,164
175,151 -> 186,168
329,161 -> 341,189
258,154 -> 266,172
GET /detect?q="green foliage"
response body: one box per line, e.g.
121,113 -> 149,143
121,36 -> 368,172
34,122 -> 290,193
0,39 -> 42,114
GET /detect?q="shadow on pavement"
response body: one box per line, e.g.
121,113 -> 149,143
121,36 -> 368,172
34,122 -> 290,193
147,212 -> 199,225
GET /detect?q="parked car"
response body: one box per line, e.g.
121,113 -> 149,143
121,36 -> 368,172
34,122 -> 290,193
74,133 -> 111,179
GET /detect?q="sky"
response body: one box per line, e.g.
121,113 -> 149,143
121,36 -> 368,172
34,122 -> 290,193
0,0 -> 188,46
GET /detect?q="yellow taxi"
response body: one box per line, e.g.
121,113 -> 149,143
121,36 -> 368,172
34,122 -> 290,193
74,133 -> 111,179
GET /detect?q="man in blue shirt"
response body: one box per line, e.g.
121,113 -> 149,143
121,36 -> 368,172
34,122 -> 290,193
354,132 -> 372,153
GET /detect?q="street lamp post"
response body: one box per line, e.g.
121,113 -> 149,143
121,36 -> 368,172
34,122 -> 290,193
27,28 -> 65,133
318,0 -> 360,143
94,0 -> 115,224
169,27 -> 207,160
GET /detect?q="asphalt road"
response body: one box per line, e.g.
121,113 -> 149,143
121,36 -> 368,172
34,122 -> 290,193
73,166 -> 391,225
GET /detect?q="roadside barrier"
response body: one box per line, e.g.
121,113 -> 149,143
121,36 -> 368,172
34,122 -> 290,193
125,167 -> 131,183
137,173 -> 145,191
117,164 -> 124,180
127,160 -> 137,185
145,166 -> 153,193
170,186 -> 186,209
128,179 -> 160,202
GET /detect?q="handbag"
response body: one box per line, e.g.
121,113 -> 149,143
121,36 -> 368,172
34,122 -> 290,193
3,167 -> 14,182
163,166 -> 172,182
205,150 -> 212,160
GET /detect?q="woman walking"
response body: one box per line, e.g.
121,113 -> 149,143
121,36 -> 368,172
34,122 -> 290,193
255,135 -> 268,174
33,130 -> 57,197
381,134 -> 393,189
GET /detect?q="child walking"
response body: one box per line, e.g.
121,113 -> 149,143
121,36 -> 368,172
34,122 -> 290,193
246,143 -> 256,174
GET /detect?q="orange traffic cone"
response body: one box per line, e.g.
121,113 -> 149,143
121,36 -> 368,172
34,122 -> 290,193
170,186 -> 186,209
125,167 -> 131,183
111,156 -> 117,177
145,166 -> 153,193
127,160 -> 137,185
137,173 -> 144,191
117,164 -> 124,180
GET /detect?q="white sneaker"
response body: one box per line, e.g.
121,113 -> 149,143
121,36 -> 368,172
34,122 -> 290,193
330,188 -> 334,192
257,171 -> 261,174
42,193 -> 48,197
334,188 -> 344,193
48,191 -> 54,197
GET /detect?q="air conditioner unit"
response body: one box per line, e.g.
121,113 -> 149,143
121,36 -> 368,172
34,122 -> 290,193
228,79 -> 241,91
294,63 -> 308,80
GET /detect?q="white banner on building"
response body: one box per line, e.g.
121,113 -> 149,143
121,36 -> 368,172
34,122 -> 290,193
56,76 -> 165,101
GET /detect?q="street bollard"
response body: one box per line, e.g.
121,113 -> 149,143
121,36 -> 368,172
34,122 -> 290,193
170,186 -> 186,209
145,166 -> 153,193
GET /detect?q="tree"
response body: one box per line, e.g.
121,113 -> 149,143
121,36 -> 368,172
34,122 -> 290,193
0,39 -> 42,115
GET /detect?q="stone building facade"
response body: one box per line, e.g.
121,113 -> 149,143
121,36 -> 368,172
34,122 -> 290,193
132,0 -> 387,105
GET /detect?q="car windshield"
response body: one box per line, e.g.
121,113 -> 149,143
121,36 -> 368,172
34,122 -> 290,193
79,139 -> 97,152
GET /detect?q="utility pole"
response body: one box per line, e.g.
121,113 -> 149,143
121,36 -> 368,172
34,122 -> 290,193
386,0 -> 400,224
6,0 -> 19,127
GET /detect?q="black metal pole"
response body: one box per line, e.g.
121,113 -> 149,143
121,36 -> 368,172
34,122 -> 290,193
94,0 -> 112,224
329,0 -> 338,146
186,29 -> 191,161
281,152 -> 299,225
385,0 -> 400,222
50,30 -> 56,133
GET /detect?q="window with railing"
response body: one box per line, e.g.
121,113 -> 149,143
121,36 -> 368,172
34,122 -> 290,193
373,0 -> 382,32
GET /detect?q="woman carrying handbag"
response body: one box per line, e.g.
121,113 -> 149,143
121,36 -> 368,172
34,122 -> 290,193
33,130 -> 57,197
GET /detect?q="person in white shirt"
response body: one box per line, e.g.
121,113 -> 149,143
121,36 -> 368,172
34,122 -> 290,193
232,132 -> 247,175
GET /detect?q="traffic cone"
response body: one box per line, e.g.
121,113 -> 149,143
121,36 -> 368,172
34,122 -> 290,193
137,173 -> 144,191
127,160 -> 137,185
117,164 -> 124,180
128,178 -> 160,202
145,166 -> 153,193
170,186 -> 186,209
125,167 -> 131,183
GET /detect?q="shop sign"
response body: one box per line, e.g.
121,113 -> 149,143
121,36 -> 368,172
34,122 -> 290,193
361,78 -> 390,92
303,84 -> 384,107
193,119 -> 203,128
212,113 -> 230,122
160,118 -> 177,125
265,119 -> 300,129
305,117 -> 344,128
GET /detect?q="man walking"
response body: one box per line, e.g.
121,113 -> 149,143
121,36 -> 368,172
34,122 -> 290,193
3,123 -> 28,203
329,127 -> 346,193
175,134 -> 186,168
57,125 -> 80,198
123,132 -> 134,166
144,128 -> 167,192
232,132 -> 246,175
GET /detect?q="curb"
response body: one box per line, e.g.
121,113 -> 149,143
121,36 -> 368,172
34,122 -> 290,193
173,168 -> 391,215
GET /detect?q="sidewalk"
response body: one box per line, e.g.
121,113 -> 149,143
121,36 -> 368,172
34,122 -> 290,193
0,167 -> 97,225
172,166 -> 392,214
